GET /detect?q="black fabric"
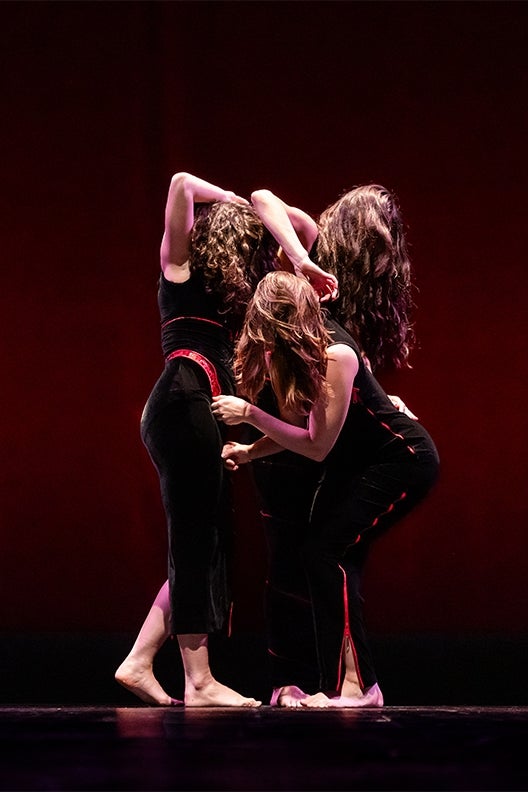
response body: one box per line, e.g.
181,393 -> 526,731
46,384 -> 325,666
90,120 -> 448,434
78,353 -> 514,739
158,273 -> 234,392
141,275 -> 237,635
250,320 -> 440,693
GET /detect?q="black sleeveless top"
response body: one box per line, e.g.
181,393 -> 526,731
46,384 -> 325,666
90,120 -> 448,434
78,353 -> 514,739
325,317 -> 439,473
158,272 -> 235,393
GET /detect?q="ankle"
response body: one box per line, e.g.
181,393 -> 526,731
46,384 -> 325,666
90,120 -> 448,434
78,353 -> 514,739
185,669 -> 215,690
341,678 -> 362,697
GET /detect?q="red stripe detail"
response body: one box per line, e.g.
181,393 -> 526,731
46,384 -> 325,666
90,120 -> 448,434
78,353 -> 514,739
338,563 -> 364,690
165,349 -> 221,397
366,408 -> 417,455
161,315 -> 224,330
351,387 -> 361,404
367,491 -> 407,533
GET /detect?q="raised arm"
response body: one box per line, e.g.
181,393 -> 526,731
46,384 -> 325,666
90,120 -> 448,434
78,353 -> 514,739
250,189 -> 338,299
161,172 -> 247,282
213,343 -> 358,462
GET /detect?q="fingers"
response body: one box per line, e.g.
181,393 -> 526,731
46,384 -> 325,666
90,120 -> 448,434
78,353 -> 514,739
314,276 -> 339,302
387,395 -> 418,420
221,442 -> 237,459
211,395 -> 223,418
318,286 -> 339,302
223,191 -> 249,206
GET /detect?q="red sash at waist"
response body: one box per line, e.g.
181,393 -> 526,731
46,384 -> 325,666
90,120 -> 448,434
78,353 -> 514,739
165,349 -> 221,397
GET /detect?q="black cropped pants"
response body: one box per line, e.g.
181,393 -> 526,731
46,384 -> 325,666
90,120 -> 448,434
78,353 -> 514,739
253,443 -> 439,694
140,358 -> 233,635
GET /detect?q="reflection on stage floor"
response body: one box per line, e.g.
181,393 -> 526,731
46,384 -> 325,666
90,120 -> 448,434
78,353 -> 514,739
1,705 -> 527,791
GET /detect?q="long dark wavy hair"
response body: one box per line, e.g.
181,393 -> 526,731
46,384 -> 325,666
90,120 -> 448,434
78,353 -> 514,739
235,271 -> 330,416
316,185 -> 415,369
190,202 -> 279,332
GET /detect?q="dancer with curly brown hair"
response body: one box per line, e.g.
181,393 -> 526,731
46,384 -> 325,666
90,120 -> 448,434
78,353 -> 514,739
213,188 -> 439,708
115,173 -> 337,707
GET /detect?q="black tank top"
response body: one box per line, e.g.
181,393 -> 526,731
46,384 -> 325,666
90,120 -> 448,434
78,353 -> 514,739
158,272 -> 235,392
325,317 -> 439,469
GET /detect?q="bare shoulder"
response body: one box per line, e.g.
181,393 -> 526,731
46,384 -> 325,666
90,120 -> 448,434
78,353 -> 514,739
326,343 -> 359,382
327,343 -> 358,365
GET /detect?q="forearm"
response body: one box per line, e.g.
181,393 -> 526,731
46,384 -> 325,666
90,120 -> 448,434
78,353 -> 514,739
162,172 -> 244,269
251,189 -> 315,274
170,171 -> 234,205
244,404 -> 327,462
248,435 -> 286,460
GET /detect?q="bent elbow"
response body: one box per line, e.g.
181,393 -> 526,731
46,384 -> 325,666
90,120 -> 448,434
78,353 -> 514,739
169,172 -> 192,196
171,171 -> 189,186
251,189 -> 275,207
308,445 -> 332,463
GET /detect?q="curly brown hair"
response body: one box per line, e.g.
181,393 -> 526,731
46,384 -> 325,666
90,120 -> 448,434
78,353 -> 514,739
235,271 -> 330,416
316,185 -> 415,369
190,202 -> 279,332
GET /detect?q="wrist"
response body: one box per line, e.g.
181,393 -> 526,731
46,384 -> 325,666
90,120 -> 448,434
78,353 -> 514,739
293,253 -> 311,274
243,401 -> 254,423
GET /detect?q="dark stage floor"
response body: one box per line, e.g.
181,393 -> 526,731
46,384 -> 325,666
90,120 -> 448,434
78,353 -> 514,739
1,705 -> 527,792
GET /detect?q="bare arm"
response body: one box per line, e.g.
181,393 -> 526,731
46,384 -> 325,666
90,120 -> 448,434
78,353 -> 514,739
212,344 -> 358,462
250,189 -> 338,299
161,172 -> 247,282
221,435 -> 285,470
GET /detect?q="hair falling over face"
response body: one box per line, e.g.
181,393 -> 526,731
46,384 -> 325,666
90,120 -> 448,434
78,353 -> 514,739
235,271 -> 331,416
316,185 -> 415,370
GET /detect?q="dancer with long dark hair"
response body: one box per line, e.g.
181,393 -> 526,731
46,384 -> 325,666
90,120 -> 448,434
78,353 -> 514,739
214,187 -> 439,707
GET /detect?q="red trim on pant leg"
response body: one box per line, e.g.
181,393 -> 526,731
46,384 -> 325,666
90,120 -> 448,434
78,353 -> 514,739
354,491 -> 408,541
365,408 -> 417,455
337,563 -> 364,691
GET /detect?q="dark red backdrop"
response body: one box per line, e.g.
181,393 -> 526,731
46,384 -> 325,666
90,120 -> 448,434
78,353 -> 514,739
2,2 -> 527,641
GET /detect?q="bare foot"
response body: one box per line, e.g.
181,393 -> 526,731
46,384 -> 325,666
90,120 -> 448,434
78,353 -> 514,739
270,685 -> 309,708
301,684 -> 384,709
115,657 -> 181,706
329,683 -> 384,708
185,678 -> 261,707
300,691 -> 334,708
301,684 -> 383,708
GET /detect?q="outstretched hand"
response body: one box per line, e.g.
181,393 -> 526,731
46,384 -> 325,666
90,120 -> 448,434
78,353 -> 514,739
212,394 -> 251,425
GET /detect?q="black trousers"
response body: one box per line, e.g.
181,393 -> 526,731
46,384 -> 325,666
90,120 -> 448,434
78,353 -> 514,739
253,444 -> 439,693
251,452 -> 323,692
140,359 -> 233,635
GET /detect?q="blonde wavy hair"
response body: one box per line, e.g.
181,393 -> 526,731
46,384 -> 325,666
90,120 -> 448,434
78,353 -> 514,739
317,185 -> 415,369
190,202 -> 279,332
235,271 -> 330,416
